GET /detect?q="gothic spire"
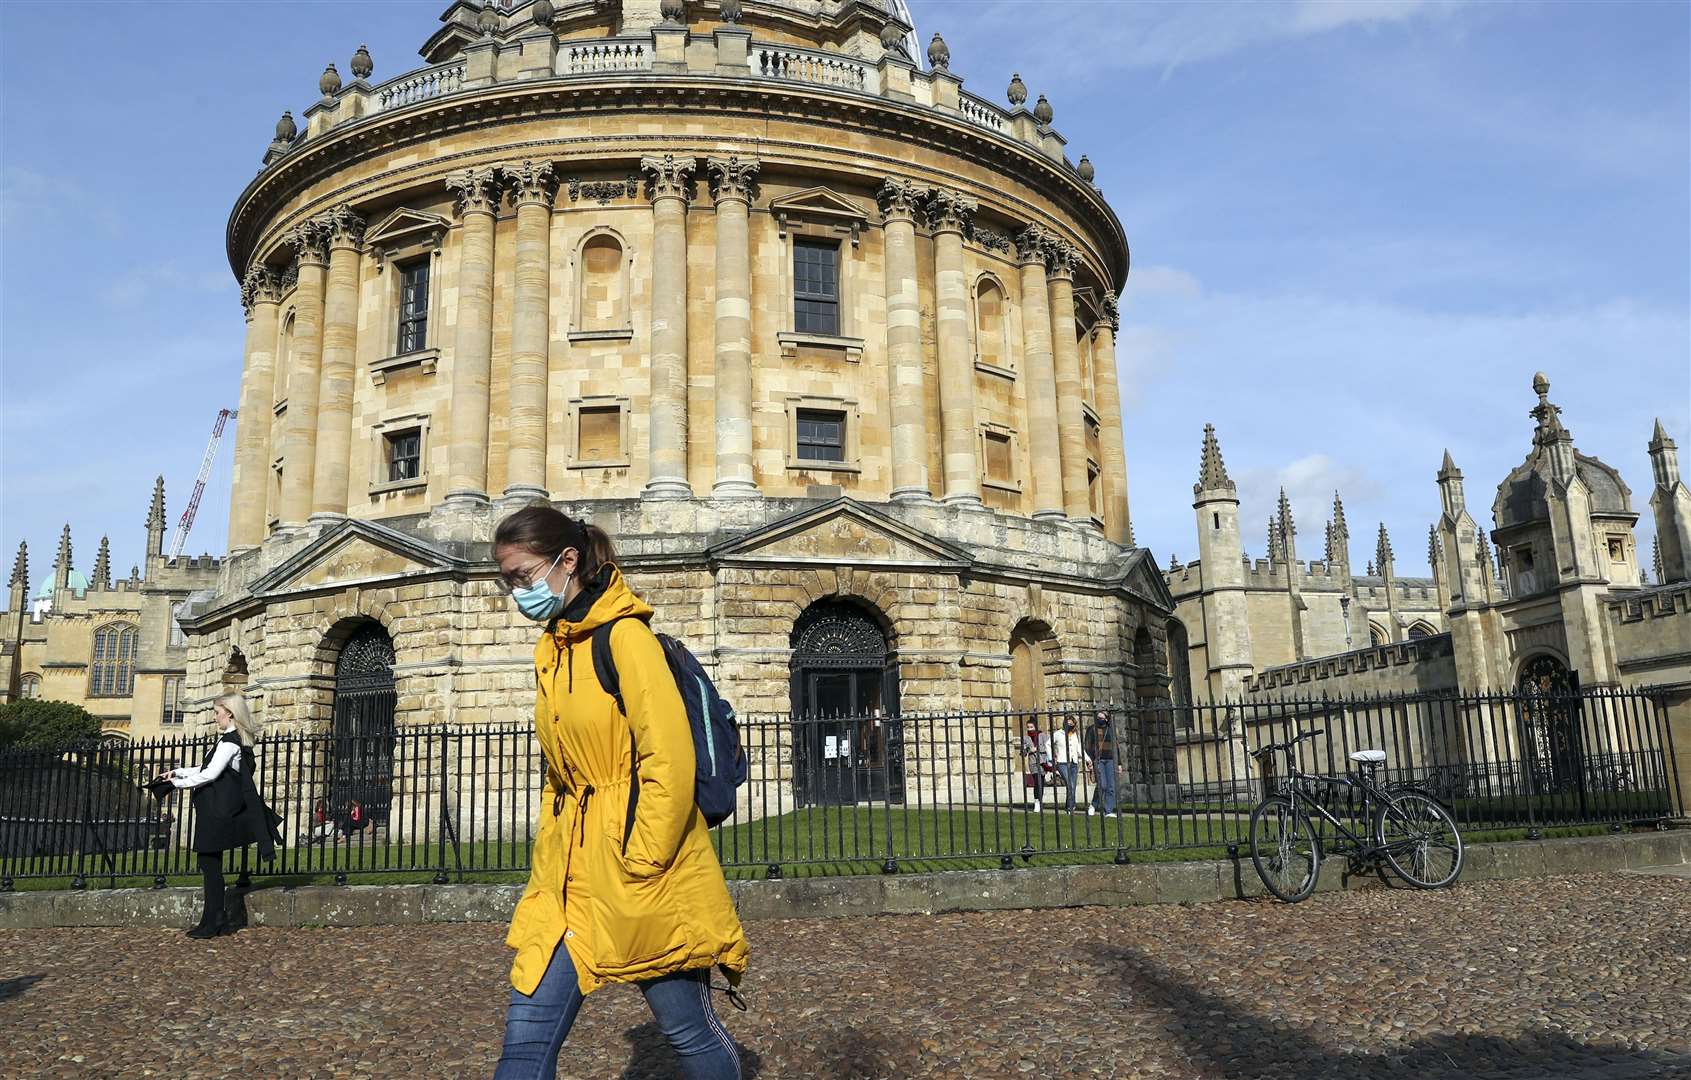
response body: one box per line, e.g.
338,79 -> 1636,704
1266,517 -> 1281,562
1654,536 -> 1665,584
1427,524 -> 1441,569
56,524 -> 72,571
1331,490 -> 1349,537
92,537 -> 111,589
8,541 -> 25,589
1276,488 -> 1295,536
1529,371 -> 1571,447
1195,423 -> 1234,494
146,475 -> 167,531
1375,522 -> 1393,573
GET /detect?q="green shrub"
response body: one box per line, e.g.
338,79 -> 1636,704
0,699 -> 103,750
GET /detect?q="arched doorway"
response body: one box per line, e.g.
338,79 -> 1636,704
1008,620 -> 1053,713
789,600 -> 901,806
330,622 -> 397,825
1516,652 -> 1582,795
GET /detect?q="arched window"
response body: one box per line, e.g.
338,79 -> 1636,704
1166,619 -> 1193,711
974,277 -> 1009,371
274,310 -> 295,403
1368,625 -> 1387,647
575,232 -> 629,333
19,673 -> 40,699
1407,622 -> 1436,640
89,623 -> 138,697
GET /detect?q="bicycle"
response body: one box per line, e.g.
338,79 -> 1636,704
1246,728 -> 1464,903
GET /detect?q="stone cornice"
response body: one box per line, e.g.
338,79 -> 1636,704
705,155 -> 760,205
227,76 -> 1128,287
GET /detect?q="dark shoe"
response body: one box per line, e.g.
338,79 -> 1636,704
185,922 -> 218,939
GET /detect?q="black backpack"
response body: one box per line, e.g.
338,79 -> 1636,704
590,618 -> 748,830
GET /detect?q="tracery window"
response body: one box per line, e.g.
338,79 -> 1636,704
19,673 -> 40,699
89,623 -> 138,697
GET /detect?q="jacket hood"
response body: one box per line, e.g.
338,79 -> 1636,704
550,565 -> 651,643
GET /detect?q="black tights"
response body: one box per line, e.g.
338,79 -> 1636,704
197,853 -> 225,927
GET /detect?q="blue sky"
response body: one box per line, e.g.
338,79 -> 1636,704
2,0 -> 1687,594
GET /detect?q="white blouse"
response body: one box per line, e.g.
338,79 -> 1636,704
171,739 -> 242,789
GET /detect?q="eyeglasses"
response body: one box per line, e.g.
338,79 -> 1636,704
495,562 -> 551,594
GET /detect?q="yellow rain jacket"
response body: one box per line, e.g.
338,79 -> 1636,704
506,566 -> 750,997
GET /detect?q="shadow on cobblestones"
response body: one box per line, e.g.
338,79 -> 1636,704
0,974 -> 43,1003
1092,944 -> 1689,1079
616,1021 -> 765,1079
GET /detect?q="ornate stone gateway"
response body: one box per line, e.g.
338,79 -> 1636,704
329,622 -> 397,824
1516,653 -> 1583,796
789,601 -> 902,806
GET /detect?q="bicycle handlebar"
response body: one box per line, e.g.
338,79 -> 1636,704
1250,728 -> 1324,758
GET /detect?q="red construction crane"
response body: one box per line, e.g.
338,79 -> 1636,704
170,408 -> 236,560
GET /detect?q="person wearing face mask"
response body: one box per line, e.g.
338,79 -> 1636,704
491,503 -> 748,1080
152,694 -> 280,938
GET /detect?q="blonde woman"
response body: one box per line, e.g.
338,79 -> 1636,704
153,694 -> 280,938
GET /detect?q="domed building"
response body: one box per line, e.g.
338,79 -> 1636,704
182,0 -> 1178,780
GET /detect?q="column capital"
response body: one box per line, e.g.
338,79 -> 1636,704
501,159 -> 559,208
1098,290 -> 1120,332
706,155 -> 760,205
287,220 -> 330,266
314,204 -> 366,251
1044,238 -> 1078,281
641,154 -> 697,202
447,166 -> 502,216
240,264 -> 283,314
876,176 -> 928,223
924,187 -> 977,236
1014,223 -> 1051,267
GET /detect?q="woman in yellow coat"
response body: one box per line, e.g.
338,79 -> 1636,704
492,504 -> 749,1080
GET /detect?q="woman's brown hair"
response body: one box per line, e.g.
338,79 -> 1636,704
493,503 -> 617,579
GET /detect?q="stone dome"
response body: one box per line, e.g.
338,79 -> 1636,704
34,569 -> 88,599
1494,450 -> 1632,530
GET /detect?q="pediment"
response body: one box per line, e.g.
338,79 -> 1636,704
769,186 -> 869,222
365,208 -> 449,267
1118,548 -> 1177,613
710,499 -> 973,571
251,519 -> 463,596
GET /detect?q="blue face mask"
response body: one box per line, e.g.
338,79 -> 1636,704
512,551 -> 572,623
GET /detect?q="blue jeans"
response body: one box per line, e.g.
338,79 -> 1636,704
1092,760 -> 1117,814
493,939 -> 741,1080
1056,762 -> 1078,809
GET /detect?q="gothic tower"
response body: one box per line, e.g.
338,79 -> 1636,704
1648,419 -> 1691,584
1192,424 -> 1253,699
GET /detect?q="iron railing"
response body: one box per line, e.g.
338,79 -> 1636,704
0,689 -> 1678,889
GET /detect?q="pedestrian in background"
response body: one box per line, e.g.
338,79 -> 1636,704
492,503 -> 747,1080
1087,709 -> 1119,818
152,694 -> 279,938
1051,718 -> 1086,812
1020,720 -> 1051,812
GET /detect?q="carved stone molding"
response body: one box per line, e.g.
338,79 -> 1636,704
970,225 -> 1012,255
281,262 -> 299,291
566,175 -> 640,204
314,205 -> 367,249
1101,290 -> 1120,332
924,187 -> 976,235
640,154 -> 697,202
1043,237 -> 1078,279
446,166 -> 502,216
240,265 -> 283,313
286,220 -> 330,265
706,155 -> 760,204
1014,223 -> 1050,266
876,176 -> 927,222
501,159 -> 559,207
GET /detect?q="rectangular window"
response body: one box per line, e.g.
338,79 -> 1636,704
162,677 -> 184,726
384,429 -> 422,483
577,405 -> 623,463
1088,462 -> 1103,517
795,409 -> 846,463
169,602 -> 187,648
397,259 -> 430,354
984,430 -> 1013,484
1607,537 -> 1625,562
793,239 -> 840,336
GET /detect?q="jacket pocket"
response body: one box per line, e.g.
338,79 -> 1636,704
589,869 -> 683,971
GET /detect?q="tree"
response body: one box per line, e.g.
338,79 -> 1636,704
0,699 -> 104,750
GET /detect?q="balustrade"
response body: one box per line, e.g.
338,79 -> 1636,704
374,62 -> 466,112
753,47 -> 869,92
563,40 -> 651,74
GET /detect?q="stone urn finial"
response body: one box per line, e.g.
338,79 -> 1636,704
719,0 -> 742,23
275,110 -> 297,142
1077,155 -> 1095,184
1007,73 -> 1027,106
927,32 -> 950,70
880,20 -> 905,51
478,1 -> 501,36
351,44 -> 373,80
532,0 -> 555,26
660,0 -> 686,25
319,62 -> 342,98
1033,93 -> 1053,125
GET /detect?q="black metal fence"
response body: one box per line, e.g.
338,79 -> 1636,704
0,688 -> 1679,889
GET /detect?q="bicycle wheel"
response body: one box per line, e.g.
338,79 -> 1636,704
1374,789 -> 1464,888
1249,796 -> 1321,902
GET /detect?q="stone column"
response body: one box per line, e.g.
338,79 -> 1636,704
310,205 -> 365,521
230,266 -> 281,549
708,155 -> 760,498
1045,241 -> 1091,525
642,154 -> 696,499
1092,293 -> 1132,545
444,167 -> 500,507
928,187 -> 982,509
1016,224 -> 1063,522
278,225 -> 328,528
502,160 -> 558,503
878,178 -> 931,502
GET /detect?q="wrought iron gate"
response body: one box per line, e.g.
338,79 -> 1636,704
789,601 -> 903,806
329,623 -> 397,825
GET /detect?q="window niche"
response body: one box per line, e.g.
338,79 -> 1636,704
570,229 -> 634,342
972,274 -> 1014,379
567,396 -> 631,469
783,395 -> 860,473
369,413 -> 431,496
364,207 -> 448,385
771,187 -> 867,362
979,423 -> 1021,492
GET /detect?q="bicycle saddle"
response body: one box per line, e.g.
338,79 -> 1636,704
1348,749 -> 1387,764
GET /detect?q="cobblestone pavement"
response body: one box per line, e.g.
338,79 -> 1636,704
2,872 -> 1688,1079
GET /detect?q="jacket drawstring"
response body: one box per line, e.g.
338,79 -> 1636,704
577,784 -> 594,847
566,639 -> 574,692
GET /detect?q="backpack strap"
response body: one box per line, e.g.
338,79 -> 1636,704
590,620 -> 626,716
